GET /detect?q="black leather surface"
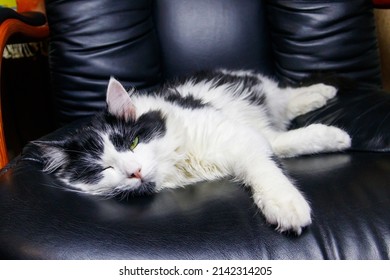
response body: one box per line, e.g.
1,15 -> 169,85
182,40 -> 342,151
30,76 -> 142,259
1,144 -> 389,259
266,0 -> 382,87
46,0 -> 162,126
154,0 -> 275,79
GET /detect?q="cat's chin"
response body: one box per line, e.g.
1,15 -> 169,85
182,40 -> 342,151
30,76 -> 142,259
116,181 -> 157,197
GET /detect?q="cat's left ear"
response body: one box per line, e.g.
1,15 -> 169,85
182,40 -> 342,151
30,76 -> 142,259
106,77 -> 137,121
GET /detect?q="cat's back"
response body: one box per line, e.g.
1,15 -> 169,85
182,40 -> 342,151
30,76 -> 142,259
164,70 -> 262,105
133,70 -> 271,134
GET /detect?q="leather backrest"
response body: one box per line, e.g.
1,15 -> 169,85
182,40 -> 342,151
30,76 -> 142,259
266,0 -> 382,86
46,0 -> 382,126
46,0 -> 276,126
46,0 -> 162,125
153,0 -> 275,79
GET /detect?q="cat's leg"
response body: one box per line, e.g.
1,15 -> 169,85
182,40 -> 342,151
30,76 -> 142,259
269,124 -> 351,158
217,69 -> 337,121
208,123 -> 312,234
260,82 -> 338,130
216,70 -> 337,129
238,155 -> 312,234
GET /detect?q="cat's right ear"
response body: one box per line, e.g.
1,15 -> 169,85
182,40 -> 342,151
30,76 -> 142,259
32,140 -> 67,173
106,77 -> 137,121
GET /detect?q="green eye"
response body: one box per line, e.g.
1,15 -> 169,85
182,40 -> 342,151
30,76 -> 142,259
130,136 -> 139,150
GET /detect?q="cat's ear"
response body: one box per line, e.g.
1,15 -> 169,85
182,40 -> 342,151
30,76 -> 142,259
106,77 -> 137,121
32,140 -> 68,173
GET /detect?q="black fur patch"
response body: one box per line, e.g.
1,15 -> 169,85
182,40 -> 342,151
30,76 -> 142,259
135,111 -> 167,144
212,71 -> 266,106
97,110 -> 166,152
246,90 -> 266,106
129,182 -> 156,196
189,70 -> 265,106
156,70 -> 266,108
164,90 -> 206,109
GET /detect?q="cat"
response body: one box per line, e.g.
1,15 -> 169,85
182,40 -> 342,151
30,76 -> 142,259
35,69 -> 351,235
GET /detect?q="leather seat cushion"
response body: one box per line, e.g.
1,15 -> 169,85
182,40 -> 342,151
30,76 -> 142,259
1,141 -> 389,259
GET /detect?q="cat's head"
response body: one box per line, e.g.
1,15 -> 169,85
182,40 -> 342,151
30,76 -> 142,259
35,78 -> 166,197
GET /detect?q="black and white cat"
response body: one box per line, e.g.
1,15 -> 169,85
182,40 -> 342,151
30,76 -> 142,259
36,69 -> 351,234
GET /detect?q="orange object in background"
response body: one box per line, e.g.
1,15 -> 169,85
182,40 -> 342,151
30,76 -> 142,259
0,0 -> 48,168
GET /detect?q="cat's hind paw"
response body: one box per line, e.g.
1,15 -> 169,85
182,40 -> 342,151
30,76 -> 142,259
287,83 -> 337,119
305,124 -> 352,153
314,83 -> 337,100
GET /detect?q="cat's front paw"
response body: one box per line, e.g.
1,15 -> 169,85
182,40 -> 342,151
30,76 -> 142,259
307,124 -> 352,152
254,191 -> 312,235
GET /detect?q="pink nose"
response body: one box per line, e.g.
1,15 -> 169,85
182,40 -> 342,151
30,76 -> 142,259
129,169 -> 142,180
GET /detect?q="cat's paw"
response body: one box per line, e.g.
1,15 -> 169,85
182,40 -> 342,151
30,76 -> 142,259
325,125 -> 352,150
313,83 -> 337,100
288,84 -> 337,119
254,190 -> 312,235
308,124 -> 352,152
272,124 -> 351,158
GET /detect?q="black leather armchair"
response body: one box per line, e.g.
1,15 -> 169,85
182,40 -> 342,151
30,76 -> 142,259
1,0 -> 390,259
